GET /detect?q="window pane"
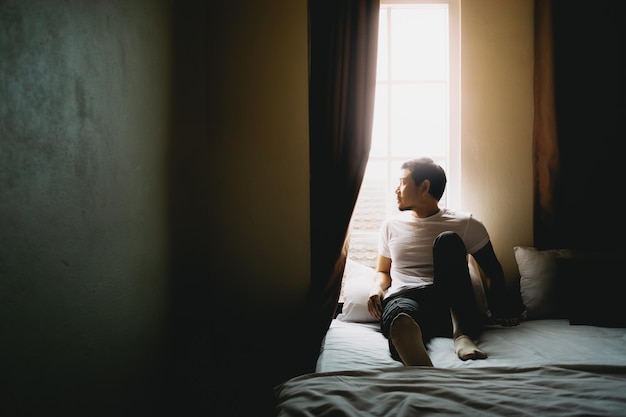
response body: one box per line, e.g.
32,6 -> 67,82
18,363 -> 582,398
390,83 -> 448,157
349,160 -> 393,267
390,6 -> 448,80
359,159 -> 396,218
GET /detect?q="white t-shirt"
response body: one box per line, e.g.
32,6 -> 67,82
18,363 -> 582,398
378,208 -> 490,299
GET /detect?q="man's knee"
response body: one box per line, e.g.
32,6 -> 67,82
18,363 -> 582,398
433,232 -> 467,263
433,231 -> 464,252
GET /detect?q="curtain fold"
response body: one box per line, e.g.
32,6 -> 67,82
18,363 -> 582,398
533,0 -> 625,249
532,0 -> 559,250
305,0 -> 380,371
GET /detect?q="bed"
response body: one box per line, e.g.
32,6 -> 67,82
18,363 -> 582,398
274,246 -> 626,416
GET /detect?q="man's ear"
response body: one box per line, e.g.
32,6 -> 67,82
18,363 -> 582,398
420,179 -> 431,194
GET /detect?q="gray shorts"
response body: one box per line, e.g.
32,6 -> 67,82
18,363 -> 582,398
380,286 -> 452,342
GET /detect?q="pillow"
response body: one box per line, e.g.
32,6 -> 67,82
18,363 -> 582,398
337,257 -> 490,323
336,259 -> 378,323
557,255 -> 626,327
514,246 -> 573,320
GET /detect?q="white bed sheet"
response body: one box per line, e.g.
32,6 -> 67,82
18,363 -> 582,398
275,319 -> 626,417
316,318 -> 626,372
276,364 -> 626,417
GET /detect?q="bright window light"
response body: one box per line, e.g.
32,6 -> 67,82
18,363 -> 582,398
348,0 -> 460,268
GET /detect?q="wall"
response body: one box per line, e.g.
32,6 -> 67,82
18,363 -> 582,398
461,0 -> 534,286
0,1 -> 172,414
198,1 -> 311,415
205,1 -> 311,316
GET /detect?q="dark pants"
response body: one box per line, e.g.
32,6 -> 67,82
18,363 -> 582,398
380,231 -> 484,361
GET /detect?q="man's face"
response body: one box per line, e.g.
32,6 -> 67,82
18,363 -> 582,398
395,169 -> 420,211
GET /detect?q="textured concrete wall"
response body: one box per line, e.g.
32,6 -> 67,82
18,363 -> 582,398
0,1 -> 172,413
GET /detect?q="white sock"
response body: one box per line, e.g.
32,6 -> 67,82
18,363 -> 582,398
454,335 -> 488,361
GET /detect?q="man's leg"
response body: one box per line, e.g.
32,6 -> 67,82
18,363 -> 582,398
382,294 -> 434,366
433,231 -> 487,360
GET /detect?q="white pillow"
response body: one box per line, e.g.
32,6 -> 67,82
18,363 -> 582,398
337,257 -> 490,323
336,259 -> 378,323
514,246 -> 573,320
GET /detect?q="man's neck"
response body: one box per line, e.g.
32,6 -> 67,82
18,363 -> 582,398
412,207 -> 440,219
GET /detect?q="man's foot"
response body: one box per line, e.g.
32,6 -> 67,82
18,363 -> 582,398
391,314 -> 433,366
454,335 -> 488,361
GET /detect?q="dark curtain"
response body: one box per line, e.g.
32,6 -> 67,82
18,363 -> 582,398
532,0 -> 559,249
305,0 -> 380,371
533,0 -> 626,249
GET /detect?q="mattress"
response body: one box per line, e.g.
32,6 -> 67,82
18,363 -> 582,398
316,318 -> 626,371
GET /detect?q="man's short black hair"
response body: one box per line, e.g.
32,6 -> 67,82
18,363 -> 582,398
401,157 -> 447,201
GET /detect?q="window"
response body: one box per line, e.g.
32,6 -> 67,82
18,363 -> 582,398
348,0 -> 460,268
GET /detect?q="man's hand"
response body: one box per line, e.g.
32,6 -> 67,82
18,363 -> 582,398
367,292 -> 383,320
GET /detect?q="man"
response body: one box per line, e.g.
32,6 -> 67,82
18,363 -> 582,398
367,157 -> 518,366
